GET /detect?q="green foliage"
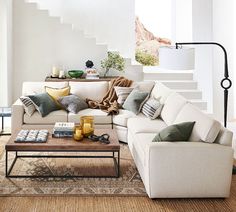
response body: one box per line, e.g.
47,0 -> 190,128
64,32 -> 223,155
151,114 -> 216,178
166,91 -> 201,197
135,51 -> 158,66
101,52 -> 125,76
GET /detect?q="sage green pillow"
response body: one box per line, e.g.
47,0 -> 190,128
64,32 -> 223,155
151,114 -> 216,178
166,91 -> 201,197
28,93 -> 59,117
152,122 -> 195,142
123,89 -> 149,114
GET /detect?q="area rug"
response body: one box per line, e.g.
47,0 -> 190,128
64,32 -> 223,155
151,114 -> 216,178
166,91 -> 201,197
0,136 -> 146,197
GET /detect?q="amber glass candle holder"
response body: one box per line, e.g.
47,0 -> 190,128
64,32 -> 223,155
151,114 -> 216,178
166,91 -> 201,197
80,116 -> 94,137
73,125 -> 83,141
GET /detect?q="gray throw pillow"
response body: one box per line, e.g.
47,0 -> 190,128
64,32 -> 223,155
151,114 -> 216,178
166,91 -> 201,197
123,89 -> 149,114
28,93 -> 59,117
58,94 -> 88,114
152,122 -> 195,142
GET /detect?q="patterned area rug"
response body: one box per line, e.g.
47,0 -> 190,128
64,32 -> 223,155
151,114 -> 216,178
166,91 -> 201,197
0,136 -> 146,197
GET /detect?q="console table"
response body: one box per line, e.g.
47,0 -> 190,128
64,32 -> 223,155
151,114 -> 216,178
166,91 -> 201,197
45,76 -> 117,82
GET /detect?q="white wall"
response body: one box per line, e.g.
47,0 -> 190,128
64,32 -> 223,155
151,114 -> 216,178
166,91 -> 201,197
12,0 -> 107,100
192,0 -> 213,114
212,0 -> 235,122
28,0 -> 135,59
0,0 -> 12,106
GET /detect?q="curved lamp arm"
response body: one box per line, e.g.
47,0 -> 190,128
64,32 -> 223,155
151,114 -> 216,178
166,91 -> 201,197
175,42 -> 232,128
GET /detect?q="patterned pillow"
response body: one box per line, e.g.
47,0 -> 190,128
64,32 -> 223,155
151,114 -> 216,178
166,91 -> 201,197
114,86 -> 134,106
142,98 -> 163,119
20,96 -> 36,116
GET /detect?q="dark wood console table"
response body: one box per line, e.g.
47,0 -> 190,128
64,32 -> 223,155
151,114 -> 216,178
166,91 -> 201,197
45,76 -> 117,82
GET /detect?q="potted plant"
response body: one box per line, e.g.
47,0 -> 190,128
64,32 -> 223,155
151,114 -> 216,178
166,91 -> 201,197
101,52 -> 125,77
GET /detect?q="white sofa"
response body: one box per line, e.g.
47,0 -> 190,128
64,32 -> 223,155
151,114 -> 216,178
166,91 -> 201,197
11,81 -> 234,198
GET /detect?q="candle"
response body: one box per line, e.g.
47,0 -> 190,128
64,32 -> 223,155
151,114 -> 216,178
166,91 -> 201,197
52,66 -> 59,77
83,123 -> 93,134
76,129 -> 82,137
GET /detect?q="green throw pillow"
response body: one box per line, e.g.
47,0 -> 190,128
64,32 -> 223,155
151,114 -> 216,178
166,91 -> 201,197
28,93 -> 59,117
152,122 -> 195,142
123,89 -> 149,114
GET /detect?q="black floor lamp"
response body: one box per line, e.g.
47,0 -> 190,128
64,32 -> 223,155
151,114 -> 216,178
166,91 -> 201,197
160,42 -> 232,128
175,42 -> 232,128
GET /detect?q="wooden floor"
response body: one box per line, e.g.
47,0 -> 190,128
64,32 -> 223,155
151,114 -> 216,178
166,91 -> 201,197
0,196 -> 235,212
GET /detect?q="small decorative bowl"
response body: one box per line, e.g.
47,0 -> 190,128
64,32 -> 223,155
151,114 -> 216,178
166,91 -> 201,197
68,70 -> 84,78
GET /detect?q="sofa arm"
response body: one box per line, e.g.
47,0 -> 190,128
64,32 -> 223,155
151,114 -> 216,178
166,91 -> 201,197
11,99 -> 24,133
144,142 -> 234,198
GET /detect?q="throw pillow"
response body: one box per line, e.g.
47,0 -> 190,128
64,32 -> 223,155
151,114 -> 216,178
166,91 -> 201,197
123,89 -> 149,114
28,93 -> 59,117
58,94 -> 88,114
45,86 -> 70,105
142,98 -> 163,119
152,122 -> 195,142
20,96 -> 36,116
114,86 -> 134,106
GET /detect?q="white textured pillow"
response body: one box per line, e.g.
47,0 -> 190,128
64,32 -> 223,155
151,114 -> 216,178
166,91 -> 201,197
114,86 -> 134,106
20,96 -> 36,116
142,98 -> 163,119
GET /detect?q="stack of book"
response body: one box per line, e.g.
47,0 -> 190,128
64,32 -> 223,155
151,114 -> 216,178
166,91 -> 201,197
53,122 -> 75,138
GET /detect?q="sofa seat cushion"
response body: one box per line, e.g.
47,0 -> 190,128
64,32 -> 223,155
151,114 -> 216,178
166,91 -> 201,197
132,133 -> 156,165
174,103 -> 221,143
113,109 -> 136,127
127,117 -> 167,134
24,110 -> 67,124
68,109 -> 112,124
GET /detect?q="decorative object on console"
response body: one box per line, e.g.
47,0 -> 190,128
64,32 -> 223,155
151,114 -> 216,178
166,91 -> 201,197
53,122 -> 75,138
51,66 -> 59,78
101,52 -> 125,77
20,96 -> 36,116
85,60 -> 99,79
152,122 -> 195,142
58,94 -> 88,114
123,89 -> 149,114
114,86 -> 134,106
80,116 -> 94,137
86,76 -> 133,115
28,93 -> 59,117
160,42 -> 232,128
68,70 -> 84,79
141,97 -> 163,119
45,86 -> 70,106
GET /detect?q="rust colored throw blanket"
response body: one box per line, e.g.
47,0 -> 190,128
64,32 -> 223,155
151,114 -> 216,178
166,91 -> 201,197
86,76 -> 133,115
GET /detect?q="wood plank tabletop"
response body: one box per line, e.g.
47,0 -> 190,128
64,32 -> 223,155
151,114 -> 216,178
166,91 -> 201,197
6,129 -> 120,151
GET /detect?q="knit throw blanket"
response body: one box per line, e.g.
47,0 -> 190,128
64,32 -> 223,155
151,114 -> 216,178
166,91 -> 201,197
86,76 -> 133,115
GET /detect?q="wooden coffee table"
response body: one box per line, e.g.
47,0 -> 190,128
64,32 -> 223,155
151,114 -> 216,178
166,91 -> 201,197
5,129 -> 120,178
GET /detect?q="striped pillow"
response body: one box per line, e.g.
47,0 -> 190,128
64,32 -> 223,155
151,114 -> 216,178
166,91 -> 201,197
20,96 -> 36,116
142,98 -> 163,119
114,86 -> 134,106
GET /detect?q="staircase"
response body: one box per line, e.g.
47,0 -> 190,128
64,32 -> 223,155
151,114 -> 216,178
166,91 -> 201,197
144,69 -> 208,112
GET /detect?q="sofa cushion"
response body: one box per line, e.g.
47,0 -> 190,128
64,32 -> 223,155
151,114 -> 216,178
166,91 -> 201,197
123,89 -> 149,114
174,103 -> 222,143
58,94 -> 88,114
113,109 -> 136,127
141,97 -> 163,119
114,86 -> 134,106
68,109 -> 112,124
127,117 -> 167,134
152,122 -> 195,142
28,93 -> 59,117
150,81 -> 174,104
20,96 -> 36,116
69,82 -> 108,101
161,93 -> 187,125
132,133 -> 156,164
24,110 -> 67,124
22,82 -> 69,96
131,81 -> 155,93
45,86 -> 70,105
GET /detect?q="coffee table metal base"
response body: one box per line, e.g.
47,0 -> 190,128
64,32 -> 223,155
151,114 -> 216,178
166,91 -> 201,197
6,150 -> 120,178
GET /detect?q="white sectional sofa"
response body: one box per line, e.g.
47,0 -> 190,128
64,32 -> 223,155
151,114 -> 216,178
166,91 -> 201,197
11,81 -> 234,198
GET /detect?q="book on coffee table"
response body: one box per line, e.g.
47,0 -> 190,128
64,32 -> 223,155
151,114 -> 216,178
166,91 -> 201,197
53,122 -> 75,138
